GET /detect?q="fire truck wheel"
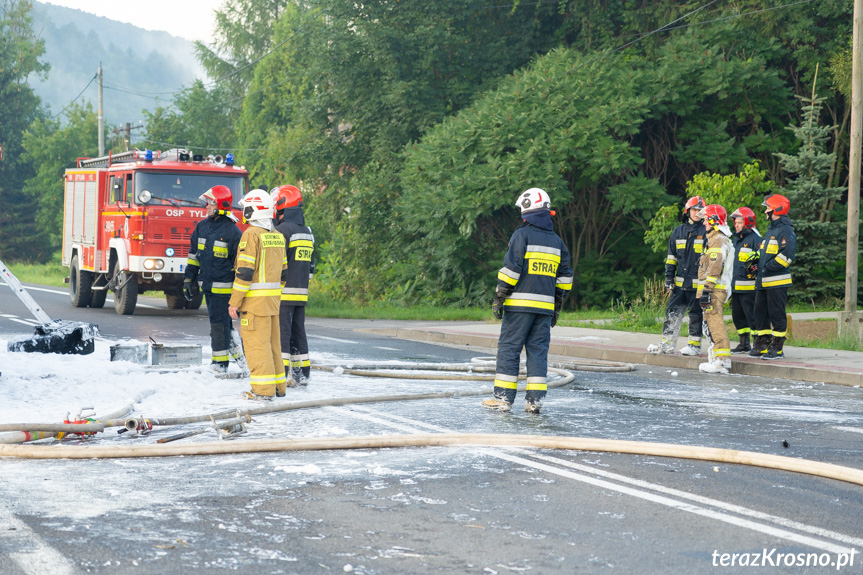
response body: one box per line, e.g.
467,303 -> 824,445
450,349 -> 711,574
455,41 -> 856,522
186,289 -> 204,310
113,270 -> 138,315
90,285 -> 107,308
69,255 -> 93,308
165,289 -> 186,310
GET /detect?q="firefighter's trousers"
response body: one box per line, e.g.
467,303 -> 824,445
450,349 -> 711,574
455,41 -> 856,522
279,303 -> 310,382
661,288 -> 703,349
730,292 -> 756,337
239,311 -> 285,396
494,311 -> 551,405
205,292 -> 232,367
704,291 -> 730,358
754,287 -> 788,338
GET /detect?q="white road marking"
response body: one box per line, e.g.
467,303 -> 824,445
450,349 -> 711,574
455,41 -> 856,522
8,318 -> 39,326
373,346 -> 401,351
834,426 -> 863,435
0,503 -> 78,575
1,283 -> 160,310
310,335 -> 359,344
347,406 -> 859,555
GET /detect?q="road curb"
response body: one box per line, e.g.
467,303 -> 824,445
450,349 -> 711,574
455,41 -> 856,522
366,328 -> 863,388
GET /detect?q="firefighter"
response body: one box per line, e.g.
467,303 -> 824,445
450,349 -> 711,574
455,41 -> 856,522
184,185 -> 243,373
728,207 -> 762,353
483,188 -> 573,414
695,204 -> 734,374
647,196 -> 706,356
228,189 -> 288,400
271,184 -> 315,387
749,194 -> 796,360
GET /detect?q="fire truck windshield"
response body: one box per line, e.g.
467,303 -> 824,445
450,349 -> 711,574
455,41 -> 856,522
134,172 -> 246,207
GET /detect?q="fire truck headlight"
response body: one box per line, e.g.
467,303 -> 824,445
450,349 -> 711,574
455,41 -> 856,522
137,189 -> 152,204
143,259 -> 165,270
153,273 -> 163,282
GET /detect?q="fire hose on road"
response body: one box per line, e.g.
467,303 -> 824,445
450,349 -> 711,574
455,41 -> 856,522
2,357 -> 863,488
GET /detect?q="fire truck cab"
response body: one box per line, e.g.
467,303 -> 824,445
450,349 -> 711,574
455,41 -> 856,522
62,149 -> 249,315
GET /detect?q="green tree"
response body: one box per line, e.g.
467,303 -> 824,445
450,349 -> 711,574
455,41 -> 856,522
142,80 -> 238,156
0,0 -> 48,260
21,103 -> 98,254
645,162 -> 777,254
774,91 -> 846,302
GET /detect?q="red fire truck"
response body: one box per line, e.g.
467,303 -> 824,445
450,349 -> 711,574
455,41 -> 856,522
62,149 -> 248,315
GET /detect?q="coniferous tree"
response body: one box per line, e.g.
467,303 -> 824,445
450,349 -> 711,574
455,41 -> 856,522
774,92 -> 846,302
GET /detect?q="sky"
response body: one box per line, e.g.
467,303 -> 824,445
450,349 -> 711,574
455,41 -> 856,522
40,0 -> 225,42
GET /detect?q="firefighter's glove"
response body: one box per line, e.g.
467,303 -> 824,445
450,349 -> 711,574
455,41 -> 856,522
745,262 -> 758,279
183,279 -> 198,302
492,297 -> 505,320
552,291 -> 565,328
664,279 -> 674,292
699,291 -> 711,310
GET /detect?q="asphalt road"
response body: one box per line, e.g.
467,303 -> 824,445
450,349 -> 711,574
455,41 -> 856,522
1,283 -> 863,574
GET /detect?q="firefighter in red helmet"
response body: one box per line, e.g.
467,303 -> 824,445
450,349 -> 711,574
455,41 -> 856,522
184,185 -> 244,374
647,196 -> 706,356
728,207 -> 762,353
271,184 -> 316,387
749,194 -> 796,360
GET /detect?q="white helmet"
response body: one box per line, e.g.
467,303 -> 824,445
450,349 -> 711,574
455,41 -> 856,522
240,189 -> 273,222
515,188 -> 551,214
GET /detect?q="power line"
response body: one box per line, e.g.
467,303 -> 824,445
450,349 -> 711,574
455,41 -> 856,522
52,74 -> 97,119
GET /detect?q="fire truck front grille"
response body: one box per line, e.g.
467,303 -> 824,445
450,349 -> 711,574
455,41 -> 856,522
171,231 -> 189,241
153,233 -> 164,239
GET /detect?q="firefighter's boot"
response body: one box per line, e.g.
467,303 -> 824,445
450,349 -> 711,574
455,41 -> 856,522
730,333 -> 751,354
524,399 -> 542,414
762,337 -> 786,361
243,390 -> 273,402
679,344 -> 701,356
748,335 -> 771,357
482,397 -> 513,412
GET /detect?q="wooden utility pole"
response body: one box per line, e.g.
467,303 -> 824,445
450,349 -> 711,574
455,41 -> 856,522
840,0 -> 863,341
97,65 -> 104,156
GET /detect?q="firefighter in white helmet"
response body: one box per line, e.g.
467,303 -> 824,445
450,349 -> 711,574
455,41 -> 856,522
483,188 -> 573,414
228,189 -> 288,400
696,204 -> 734,374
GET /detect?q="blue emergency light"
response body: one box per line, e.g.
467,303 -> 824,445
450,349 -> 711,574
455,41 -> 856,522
225,153 -> 234,166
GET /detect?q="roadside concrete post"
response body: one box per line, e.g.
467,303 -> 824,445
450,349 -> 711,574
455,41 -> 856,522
838,312 -> 863,342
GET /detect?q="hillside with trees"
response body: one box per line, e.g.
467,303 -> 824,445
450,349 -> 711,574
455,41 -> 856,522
29,1 -> 201,126
3,0 -> 859,309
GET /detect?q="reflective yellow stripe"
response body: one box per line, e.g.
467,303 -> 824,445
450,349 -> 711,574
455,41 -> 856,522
714,349 -> 731,357
280,294 -> 309,301
737,328 -> 751,335
504,298 -> 555,311
524,251 -> 561,263
762,277 -> 792,287
247,289 -> 282,297
289,239 -> 314,248
734,285 -> 755,291
665,258 -> 677,265
498,271 -> 518,285
211,287 -> 232,294
213,246 -> 228,257
239,254 -> 255,264
494,379 -> 518,389
772,330 -> 787,337
525,382 -> 547,391
707,247 -> 723,254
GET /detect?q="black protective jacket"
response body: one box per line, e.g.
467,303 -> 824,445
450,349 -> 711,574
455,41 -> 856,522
185,215 -> 242,294
731,227 -> 762,293
274,207 -> 315,306
496,212 -> 573,316
664,219 -> 707,291
756,215 -> 796,290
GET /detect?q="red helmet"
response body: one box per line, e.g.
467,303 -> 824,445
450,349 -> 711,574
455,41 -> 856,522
762,194 -> 790,216
684,196 -> 705,211
200,185 -> 233,211
730,207 -> 756,229
701,204 -> 727,228
271,185 -> 302,210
